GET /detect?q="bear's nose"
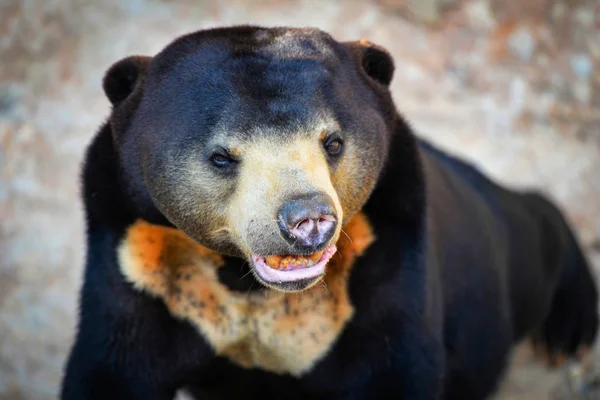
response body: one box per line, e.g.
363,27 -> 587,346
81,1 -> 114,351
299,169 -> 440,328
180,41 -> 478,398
277,193 -> 337,252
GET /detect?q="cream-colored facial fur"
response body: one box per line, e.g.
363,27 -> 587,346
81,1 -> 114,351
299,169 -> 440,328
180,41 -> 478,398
226,134 -> 344,257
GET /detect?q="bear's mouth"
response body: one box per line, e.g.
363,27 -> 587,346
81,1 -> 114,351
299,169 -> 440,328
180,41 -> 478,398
250,245 -> 337,288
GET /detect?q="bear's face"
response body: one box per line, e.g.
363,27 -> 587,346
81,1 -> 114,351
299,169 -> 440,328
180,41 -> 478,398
103,27 -> 396,292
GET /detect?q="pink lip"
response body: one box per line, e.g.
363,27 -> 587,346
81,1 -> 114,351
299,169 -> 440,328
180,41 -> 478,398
251,245 -> 337,283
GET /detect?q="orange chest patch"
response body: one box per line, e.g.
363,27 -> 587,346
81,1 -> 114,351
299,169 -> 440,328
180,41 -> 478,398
118,213 -> 374,376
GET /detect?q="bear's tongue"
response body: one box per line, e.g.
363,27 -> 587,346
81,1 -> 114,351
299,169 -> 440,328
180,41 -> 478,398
264,251 -> 325,271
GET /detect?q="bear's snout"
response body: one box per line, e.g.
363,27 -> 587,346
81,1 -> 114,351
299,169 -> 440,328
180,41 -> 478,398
277,192 -> 337,253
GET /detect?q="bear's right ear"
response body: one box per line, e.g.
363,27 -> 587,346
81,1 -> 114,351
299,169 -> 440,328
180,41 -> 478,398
103,56 -> 152,106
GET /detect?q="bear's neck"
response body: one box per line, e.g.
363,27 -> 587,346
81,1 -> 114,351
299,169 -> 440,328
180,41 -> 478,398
82,123 -> 173,235
361,115 -> 426,238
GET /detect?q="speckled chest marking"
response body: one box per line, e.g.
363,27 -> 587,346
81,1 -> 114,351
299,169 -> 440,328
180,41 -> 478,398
118,213 -> 374,376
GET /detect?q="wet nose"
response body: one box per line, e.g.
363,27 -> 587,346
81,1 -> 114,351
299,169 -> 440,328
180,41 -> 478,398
278,193 -> 337,251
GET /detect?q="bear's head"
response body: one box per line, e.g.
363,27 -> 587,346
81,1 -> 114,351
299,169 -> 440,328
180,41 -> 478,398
103,26 -> 398,292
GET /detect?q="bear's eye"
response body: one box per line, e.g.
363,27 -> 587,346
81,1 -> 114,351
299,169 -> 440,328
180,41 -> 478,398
210,149 -> 235,168
324,136 -> 344,157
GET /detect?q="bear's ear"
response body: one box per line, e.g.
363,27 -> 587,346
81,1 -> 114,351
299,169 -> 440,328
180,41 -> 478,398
347,40 -> 395,86
103,55 -> 152,106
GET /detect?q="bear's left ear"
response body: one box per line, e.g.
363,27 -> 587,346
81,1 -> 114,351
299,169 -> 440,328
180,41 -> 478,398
103,55 -> 152,106
346,40 -> 395,86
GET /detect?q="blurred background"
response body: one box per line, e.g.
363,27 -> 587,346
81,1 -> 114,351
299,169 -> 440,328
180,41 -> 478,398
1,0 -> 599,399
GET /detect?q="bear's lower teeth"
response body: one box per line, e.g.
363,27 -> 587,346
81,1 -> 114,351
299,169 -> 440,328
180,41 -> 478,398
264,250 -> 324,270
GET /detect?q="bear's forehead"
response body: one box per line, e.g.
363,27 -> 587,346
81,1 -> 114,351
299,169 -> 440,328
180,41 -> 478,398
143,28 -> 345,137
170,26 -> 336,57
243,28 -> 338,60
152,26 -> 341,79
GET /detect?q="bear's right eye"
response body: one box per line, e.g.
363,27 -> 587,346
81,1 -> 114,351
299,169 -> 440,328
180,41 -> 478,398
209,149 -> 235,168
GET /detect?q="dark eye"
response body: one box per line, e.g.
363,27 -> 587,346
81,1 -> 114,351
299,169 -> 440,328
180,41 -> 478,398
324,136 -> 343,156
210,150 -> 235,168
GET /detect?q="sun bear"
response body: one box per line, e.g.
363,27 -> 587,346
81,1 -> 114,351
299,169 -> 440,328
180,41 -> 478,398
61,26 -> 599,400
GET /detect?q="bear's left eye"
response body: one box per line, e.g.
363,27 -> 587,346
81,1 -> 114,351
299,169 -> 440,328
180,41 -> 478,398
210,149 -> 235,168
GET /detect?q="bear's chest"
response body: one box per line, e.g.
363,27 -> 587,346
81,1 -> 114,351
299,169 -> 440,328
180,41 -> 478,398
176,278 -> 353,376
118,214 -> 373,376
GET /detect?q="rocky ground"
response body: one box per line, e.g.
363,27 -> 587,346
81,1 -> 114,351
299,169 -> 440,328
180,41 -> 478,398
1,0 -> 599,399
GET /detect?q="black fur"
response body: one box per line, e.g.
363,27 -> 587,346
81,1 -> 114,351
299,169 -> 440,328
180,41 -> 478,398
61,26 -> 598,400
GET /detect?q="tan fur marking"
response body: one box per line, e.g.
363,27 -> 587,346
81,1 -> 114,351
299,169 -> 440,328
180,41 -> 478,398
226,138 -> 344,257
118,213 -> 375,376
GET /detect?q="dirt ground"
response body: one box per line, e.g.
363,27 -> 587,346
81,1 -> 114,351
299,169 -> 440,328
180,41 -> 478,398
1,0 -> 600,399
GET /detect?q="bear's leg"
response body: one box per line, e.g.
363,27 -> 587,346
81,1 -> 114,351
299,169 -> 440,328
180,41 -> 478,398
526,193 -> 599,365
